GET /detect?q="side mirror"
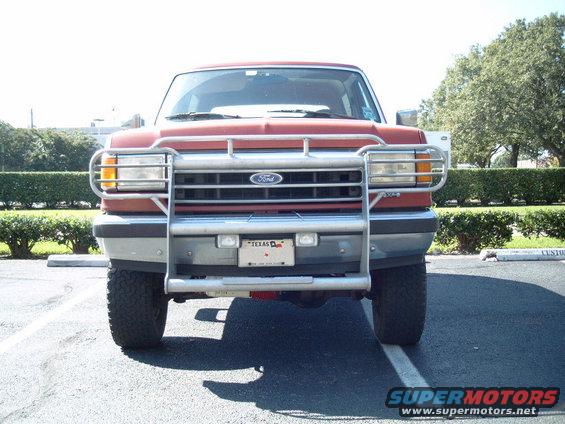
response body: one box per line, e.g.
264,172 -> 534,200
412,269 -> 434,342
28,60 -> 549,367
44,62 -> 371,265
396,109 -> 418,127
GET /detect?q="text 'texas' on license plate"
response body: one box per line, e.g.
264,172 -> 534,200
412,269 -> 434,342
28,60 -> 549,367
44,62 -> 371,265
238,239 -> 294,267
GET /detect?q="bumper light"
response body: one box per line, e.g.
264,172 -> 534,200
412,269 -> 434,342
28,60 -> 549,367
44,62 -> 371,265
217,234 -> 241,248
295,232 -> 318,247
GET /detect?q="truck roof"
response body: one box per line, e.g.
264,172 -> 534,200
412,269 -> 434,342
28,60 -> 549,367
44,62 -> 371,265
191,61 -> 362,71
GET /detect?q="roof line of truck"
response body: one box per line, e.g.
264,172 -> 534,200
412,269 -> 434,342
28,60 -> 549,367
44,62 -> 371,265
191,61 -> 362,70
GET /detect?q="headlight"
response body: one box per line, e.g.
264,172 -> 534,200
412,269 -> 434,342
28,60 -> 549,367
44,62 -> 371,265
101,154 -> 167,191
368,152 -> 416,187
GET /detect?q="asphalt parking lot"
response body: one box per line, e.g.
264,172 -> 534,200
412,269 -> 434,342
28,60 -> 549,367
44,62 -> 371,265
0,258 -> 563,423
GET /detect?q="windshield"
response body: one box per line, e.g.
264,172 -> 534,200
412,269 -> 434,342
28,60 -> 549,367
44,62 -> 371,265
156,67 -> 382,124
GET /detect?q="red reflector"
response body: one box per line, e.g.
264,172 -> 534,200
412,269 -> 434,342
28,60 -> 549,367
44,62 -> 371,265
250,291 -> 279,300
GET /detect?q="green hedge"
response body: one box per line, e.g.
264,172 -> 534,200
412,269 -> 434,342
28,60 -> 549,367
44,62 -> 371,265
436,211 -> 515,253
0,214 -> 98,258
49,216 -> 98,254
435,208 -> 565,252
0,214 -> 52,258
0,172 -> 98,209
516,209 -> 565,240
433,168 -> 565,206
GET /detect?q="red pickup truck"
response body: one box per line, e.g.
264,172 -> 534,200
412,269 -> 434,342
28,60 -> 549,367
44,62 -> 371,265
89,62 -> 447,349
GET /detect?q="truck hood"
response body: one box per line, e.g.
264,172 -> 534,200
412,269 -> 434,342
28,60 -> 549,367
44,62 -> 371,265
109,118 -> 426,150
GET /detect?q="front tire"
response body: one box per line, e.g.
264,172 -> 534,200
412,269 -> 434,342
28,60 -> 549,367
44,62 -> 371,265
369,263 -> 427,345
107,268 -> 169,348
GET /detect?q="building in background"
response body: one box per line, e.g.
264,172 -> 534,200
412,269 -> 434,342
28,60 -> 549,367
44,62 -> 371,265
49,114 -> 145,146
121,114 -> 145,129
517,155 -> 556,168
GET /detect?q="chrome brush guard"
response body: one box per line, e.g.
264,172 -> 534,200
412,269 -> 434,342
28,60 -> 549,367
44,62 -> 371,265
89,134 -> 447,293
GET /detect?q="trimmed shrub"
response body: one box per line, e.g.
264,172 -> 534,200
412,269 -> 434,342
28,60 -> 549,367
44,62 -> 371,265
433,168 -> 565,206
50,216 -> 98,254
436,211 -> 515,253
0,214 -> 52,258
0,172 -> 98,209
512,169 -> 564,205
516,209 -> 565,240
433,169 -> 473,206
474,168 -> 518,206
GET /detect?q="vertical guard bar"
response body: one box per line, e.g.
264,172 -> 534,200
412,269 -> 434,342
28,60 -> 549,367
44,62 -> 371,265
164,154 -> 176,294
359,158 -> 371,281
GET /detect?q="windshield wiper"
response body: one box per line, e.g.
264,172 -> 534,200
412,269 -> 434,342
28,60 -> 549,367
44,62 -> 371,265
267,109 -> 358,120
165,112 -> 241,121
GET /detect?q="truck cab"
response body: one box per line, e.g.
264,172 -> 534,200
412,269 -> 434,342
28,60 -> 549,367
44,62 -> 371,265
90,63 -> 447,348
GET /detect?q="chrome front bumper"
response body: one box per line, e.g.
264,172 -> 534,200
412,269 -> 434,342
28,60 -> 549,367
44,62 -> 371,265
95,210 -> 437,292
89,133 -> 447,293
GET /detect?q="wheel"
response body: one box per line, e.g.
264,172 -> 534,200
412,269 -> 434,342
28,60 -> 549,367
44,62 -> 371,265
369,262 -> 427,345
107,268 -> 169,348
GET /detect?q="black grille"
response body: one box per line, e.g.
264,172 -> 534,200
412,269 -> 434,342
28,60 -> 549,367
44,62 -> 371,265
174,170 -> 363,204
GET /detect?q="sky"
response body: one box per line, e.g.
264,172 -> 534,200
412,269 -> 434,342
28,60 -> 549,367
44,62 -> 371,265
0,0 -> 563,129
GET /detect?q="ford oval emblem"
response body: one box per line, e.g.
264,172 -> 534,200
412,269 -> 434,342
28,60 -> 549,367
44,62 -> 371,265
250,172 -> 283,186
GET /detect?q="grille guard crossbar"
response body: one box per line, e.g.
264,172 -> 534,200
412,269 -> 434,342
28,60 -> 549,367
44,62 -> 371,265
89,133 -> 448,293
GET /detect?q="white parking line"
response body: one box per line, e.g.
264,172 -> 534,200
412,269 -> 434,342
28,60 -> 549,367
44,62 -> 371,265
361,299 -> 429,387
0,283 -> 102,354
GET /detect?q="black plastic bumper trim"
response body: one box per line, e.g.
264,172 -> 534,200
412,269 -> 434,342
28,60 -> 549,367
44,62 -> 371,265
110,254 -> 425,276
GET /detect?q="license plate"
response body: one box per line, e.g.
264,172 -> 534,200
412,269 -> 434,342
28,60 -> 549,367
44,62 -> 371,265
238,239 -> 294,267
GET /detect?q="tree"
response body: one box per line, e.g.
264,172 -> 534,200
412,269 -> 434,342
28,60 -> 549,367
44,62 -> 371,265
25,129 -> 98,171
0,121 -> 98,171
0,124 -> 40,171
420,14 -> 564,167
419,46 -> 502,167
0,121 -> 15,171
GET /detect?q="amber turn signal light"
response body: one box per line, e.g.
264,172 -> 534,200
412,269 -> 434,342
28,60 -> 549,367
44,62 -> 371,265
416,153 -> 432,184
100,155 -> 117,190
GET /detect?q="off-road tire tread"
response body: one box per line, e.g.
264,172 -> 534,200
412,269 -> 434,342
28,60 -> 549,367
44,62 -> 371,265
107,268 -> 168,348
370,263 -> 426,345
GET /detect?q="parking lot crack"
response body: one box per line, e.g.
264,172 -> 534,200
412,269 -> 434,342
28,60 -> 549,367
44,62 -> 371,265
0,329 -> 90,422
